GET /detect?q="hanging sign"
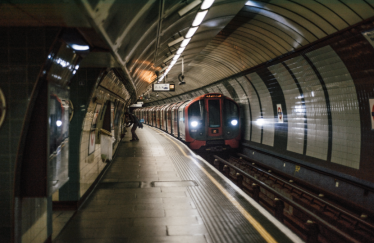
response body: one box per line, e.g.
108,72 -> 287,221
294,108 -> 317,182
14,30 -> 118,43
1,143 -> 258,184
370,99 -> 374,130
277,104 -> 283,123
362,29 -> 374,48
152,83 -> 175,92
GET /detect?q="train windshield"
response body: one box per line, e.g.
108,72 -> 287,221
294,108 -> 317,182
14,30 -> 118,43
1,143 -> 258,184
224,99 -> 239,124
208,100 -> 220,128
188,100 -> 204,119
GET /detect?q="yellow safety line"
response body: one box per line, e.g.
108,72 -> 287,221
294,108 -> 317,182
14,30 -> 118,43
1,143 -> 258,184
158,131 -> 277,243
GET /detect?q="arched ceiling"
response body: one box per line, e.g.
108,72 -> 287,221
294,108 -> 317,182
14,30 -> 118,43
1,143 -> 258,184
2,0 -> 374,103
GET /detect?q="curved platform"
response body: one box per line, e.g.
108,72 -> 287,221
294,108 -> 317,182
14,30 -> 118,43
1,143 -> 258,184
54,125 -> 303,243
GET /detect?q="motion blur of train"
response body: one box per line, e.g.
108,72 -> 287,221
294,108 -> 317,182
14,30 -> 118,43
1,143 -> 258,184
134,93 -> 241,151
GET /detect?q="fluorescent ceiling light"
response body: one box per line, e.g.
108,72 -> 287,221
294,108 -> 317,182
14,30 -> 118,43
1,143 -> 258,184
168,36 -> 184,47
173,54 -> 181,61
170,60 -> 177,66
71,44 -> 89,51
163,55 -> 174,63
177,46 -> 185,55
178,0 -> 202,16
180,38 -> 191,47
201,0 -> 214,10
192,10 -> 208,26
185,27 -> 198,38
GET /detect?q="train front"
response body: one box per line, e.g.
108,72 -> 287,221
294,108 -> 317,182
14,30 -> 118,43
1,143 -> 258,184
185,93 -> 240,151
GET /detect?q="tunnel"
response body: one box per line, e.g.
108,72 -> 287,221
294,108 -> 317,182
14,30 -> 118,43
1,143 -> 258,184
1,0 -> 374,242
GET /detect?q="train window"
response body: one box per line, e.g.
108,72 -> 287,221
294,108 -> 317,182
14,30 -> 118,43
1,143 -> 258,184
224,99 -> 239,125
208,100 -> 220,128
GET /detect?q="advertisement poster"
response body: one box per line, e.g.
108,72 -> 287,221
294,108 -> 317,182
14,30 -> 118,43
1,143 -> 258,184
88,130 -> 95,155
91,104 -> 101,128
277,104 -> 283,123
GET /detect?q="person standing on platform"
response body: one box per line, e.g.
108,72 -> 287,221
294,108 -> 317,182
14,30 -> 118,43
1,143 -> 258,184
130,112 -> 140,141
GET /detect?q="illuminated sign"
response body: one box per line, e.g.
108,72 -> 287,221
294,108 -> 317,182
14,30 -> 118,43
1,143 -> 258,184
205,94 -> 222,98
152,83 -> 175,92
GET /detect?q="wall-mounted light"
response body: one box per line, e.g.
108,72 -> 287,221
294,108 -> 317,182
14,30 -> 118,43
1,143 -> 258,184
70,44 -> 90,51
168,36 -> 184,47
178,0 -> 202,16
192,10 -> 208,26
185,27 -> 198,38
201,0 -> 214,9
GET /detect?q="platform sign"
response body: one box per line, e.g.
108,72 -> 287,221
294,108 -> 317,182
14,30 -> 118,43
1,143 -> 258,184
370,99 -> 374,130
152,83 -> 175,92
277,104 -> 283,123
363,29 -> 374,49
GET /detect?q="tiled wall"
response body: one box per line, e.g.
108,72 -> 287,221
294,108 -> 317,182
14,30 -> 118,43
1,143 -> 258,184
58,68 -> 127,201
0,27 -> 60,242
147,22 -> 374,185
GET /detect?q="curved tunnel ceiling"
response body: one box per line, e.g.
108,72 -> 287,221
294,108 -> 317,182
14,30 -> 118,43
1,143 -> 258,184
80,0 -> 374,103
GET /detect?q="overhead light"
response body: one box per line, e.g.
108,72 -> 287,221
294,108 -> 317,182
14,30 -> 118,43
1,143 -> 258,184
185,27 -> 198,38
168,36 -> 184,47
177,46 -> 185,55
192,10 -> 208,26
178,0 -> 202,16
173,54 -> 181,61
180,38 -> 191,47
71,44 -> 89,51
163,55 -> 174,63
201,0 -> 214,10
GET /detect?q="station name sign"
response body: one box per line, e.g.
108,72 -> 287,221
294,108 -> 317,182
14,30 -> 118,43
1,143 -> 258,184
152,83 -> 175,92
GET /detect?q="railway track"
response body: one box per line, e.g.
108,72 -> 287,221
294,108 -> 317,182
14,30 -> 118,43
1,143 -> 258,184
212,154 -> 374,243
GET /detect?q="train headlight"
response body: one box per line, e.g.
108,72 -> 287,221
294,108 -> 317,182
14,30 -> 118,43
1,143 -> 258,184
231,119 -> 238,126
56,120 -> 62,127
191,121 -> 198,127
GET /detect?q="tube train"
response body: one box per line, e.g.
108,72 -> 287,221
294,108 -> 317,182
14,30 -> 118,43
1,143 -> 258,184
134,93 -> 240,151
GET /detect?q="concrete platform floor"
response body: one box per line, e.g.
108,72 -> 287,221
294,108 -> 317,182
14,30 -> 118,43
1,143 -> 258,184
54,125 -> 302,243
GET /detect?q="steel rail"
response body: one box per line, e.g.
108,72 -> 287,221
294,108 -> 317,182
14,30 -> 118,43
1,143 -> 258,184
230,156 -> 374,230
214,155 -> 361,243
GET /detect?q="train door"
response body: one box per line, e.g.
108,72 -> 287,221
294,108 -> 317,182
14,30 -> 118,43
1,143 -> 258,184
205,98 -> 223,137
178,101 -> 190,140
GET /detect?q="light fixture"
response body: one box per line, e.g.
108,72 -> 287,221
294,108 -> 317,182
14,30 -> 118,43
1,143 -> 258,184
56,120 -> 62,127
231,119 -> 238,126
163,55 -> 174,63
70,44 -> 90,51
201,0 -> 214,10
177,46 -> 185,55
185,27 -> 198,38
191,121 -> 198,127
192,10 -> 208,26
168,36 -> 184,47
173,54 -> 181,61
178,0 -> 202,16
256,118 -> 264,126
180,38 -> 191,47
